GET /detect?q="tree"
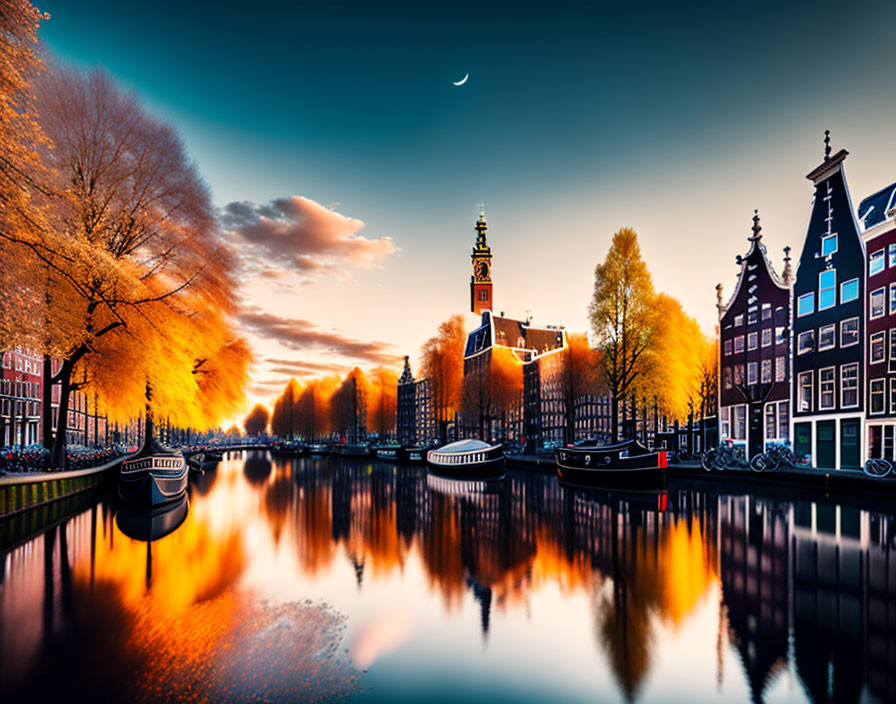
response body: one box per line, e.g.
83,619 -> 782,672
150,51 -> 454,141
330,368 -> 368,443
560,333 -> 599,444
271,378 -> 302,437
296,376 -> 339,441
589,229 -> 656,440
243,404 -> 270,436
421,315 -> 466,444
367,366 -> 398,440
2,66 -> 239,466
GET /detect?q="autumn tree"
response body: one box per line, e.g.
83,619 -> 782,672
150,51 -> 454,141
2,66 -> 242,466
243,404 -> 270,436
271,378 -> 302,438
560,333 -> 599,445
367,366 -> 398,440
589,229 -> 656,440
330,368 -> 368,443
296,376 -> 338,441
489,347 -> 523,442
421,315 -> 466,444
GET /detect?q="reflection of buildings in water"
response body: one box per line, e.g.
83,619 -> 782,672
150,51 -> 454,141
263,465 -> 294,545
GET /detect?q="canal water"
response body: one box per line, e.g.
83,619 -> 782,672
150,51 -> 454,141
1,452 -> 894,703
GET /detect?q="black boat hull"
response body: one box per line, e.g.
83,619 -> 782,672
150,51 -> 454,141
427,455 -> 505,479
555,442 -> 667,489
119,456 -> 188,506
116,494 -> 189,541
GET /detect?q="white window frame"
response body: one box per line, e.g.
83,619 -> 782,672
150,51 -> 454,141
871,331 -> 886,364
747,332 -> 758,350
775,356 -> 786,382
747,361 -> 758,385
720,406 -> 730,439
761,303 -> 772,321
761,329 -> 772,348
841,317 -> 860,347
818,269 -> 837,311
891,378 -> 896,415
818,366 -> 836,410
734,335 -> 744,353
870,378 -> 886,415
761,358 -> 772,384
840,363 -> 859,409
723,339 -> 732,356
871,248 -> 886,276
821,233 -> 838,257
890,328 -> 896,361
840,277 -> 859,303
797,330 -> 814,355
890,283 -> 896,315
872,287 -> 887,319
732,404 -> 747,441
818,323 -> 836,351
798,371 -> 813,413
733,314 -> 744,327
764,400 -> 790,443
797,292 -> 815,317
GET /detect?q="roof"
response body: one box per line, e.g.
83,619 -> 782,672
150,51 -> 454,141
858,181 -> 896,230
434,439 -> 495,453
492,316 -> 564,354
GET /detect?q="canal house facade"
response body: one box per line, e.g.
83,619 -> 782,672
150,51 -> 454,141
717,212 -> 792,461
858,181 -> 896,460
791,142 -> 866,469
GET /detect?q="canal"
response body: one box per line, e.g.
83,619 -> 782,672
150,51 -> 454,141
1,452 -> 894,703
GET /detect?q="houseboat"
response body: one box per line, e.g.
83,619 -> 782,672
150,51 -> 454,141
427,439 -> 505,478
119,443 -> 188,506
555,439 -> 667,489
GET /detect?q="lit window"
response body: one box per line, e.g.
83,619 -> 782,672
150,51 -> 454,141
841,363 -> 859,408
797,330 -> 815,355
818,324 -> 836,350
747,310 -> 758,325
748,332 -> 758,350
819,367 -> 835,410
821,234 -> 838,256
761,359 -> 771,383
871,249 -> 886,275
890,284 -> 896,314
840,278 -> 859,303
818,269 -> 836,310
871,379 -> 885,414
762,329 -> 772,347
871,287 -> 886,318
841,317 -> 859,347
798,371 -> 813,412
890,243 -> 896,268
871,331 -> 886,363
775,357 -> 786,382
797,293 -> 814,317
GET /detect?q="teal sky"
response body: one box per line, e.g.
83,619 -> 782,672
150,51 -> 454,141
37,0 -> 896,405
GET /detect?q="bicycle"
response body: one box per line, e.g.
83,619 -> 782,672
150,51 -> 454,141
863,457 -> 893,478
701,444 -> 748,471
750,444 -> 798,472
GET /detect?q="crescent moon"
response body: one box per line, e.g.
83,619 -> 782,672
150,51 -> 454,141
453,73 -> 469,86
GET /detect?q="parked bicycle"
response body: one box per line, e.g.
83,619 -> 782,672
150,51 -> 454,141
863,457 -> 893,478
701,443 -> 748,471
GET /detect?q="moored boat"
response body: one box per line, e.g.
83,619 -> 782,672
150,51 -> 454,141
119,450 -> 188,506
340,443 -> 370,457
270,441 -> 308,458
398,445 -> 431,464
185,450 -> 221,473
307,443 -> 328,455
427,439 -> 505,478
555,439 -> 667,488
373,443 -> 401,460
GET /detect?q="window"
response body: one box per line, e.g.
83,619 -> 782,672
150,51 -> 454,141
734,314 -> 743,327
871,249 -> 886,275
720,407 -> 730,439
761,359 -> 772,383
821,233 -> 838,256
840,278 -> 859,303
818,269 -> 836,310
478,289 -> 488,301
732,405 -> 746,441
891,329 -> 896,361
748,332 -> 758,350
891,378 -> 896,414
775,356 -> 786,382
762,303 -> 772,320
871,379 -> 886,414
733,364 -> 744,386
872,332 -> 886,363
797,293 -> 814,317
747,362 -> 758,385
819,367 -> 835,409
723,367 -> 732,389
797,330 -> 815,355
841,317 -> 859,347
841,363 -> 859,408
747,310 -> 758,325
765,400 -> 790,442
775,326 -> 786,345
890,284 -> 896,315
872,287 -> 886,318
734,336 -> 744,353
818,323 -> 836,351
798,371 -> 813,412
723,339 -> 731,356
762,329 -> 772,347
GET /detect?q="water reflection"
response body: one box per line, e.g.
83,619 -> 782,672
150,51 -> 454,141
0,455 -> 894,703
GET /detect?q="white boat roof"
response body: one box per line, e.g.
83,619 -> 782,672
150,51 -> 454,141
434,439 -> 494,454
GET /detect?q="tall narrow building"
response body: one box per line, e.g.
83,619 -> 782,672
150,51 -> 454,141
791,133 -> 866,469
470,204 -> 493,315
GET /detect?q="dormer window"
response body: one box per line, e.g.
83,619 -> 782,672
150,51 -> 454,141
871,249 -> 885,276
821,234 -> 838,257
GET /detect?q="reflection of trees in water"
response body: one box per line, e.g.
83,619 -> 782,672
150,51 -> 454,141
242,450 -> 272,484
263,465 -> 294,545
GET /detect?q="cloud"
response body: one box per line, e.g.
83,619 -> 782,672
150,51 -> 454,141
238,307 -> 402,366
265,358 -> 347,376
221,196 -> 397,276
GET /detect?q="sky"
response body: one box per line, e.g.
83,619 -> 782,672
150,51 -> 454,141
36,0 -> 896,413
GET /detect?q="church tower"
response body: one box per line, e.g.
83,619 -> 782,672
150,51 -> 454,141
470,203 -> 493,314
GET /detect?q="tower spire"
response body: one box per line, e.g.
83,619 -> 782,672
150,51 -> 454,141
750,209 -> 762,240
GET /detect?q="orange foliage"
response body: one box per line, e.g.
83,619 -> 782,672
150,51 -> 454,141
367,366 -> 398,438
421,315 -> 466,439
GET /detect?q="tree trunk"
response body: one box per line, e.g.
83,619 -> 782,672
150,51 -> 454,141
611,394 -> 619,442
42,355 -> 53,450
50,356 -> 78,469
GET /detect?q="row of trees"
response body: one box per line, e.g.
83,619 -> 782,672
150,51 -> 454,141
0,3 -> 250,465
264,367 -> 398,440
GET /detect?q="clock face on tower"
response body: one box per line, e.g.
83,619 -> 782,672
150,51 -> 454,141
475,260 -> 490,281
